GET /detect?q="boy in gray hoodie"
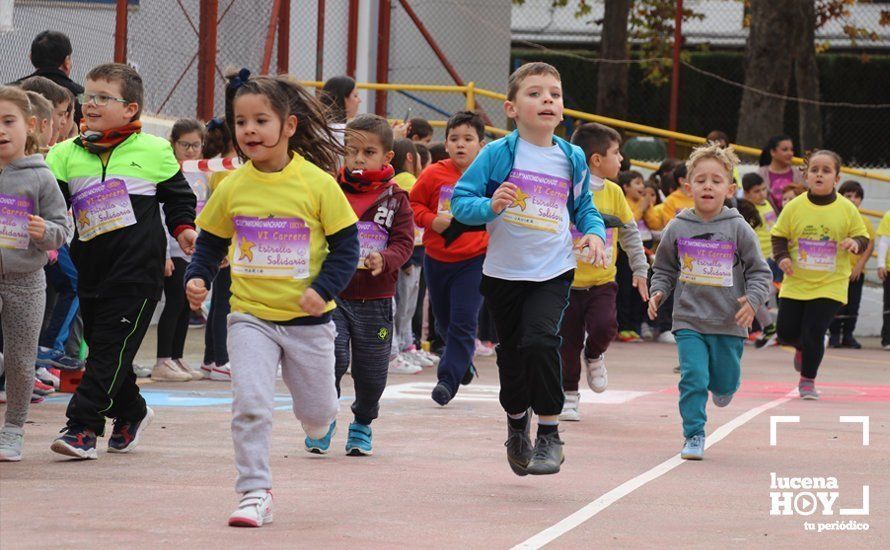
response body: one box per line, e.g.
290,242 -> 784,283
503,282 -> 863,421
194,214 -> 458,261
0,85 -> 71,461
648,144 -> 771,461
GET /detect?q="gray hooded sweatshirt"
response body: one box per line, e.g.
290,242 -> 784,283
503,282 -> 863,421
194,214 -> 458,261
0,154 -> 71,274
650,206 -> 772,338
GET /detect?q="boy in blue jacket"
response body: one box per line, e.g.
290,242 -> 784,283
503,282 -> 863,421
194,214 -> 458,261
452,62 -> 606,476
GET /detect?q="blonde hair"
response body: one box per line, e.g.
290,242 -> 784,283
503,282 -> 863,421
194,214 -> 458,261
686,143 -> 740,181
0,85 -> 39,155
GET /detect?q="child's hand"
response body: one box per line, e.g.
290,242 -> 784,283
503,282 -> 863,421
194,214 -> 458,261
431,215 -> 452,234
177,228 -> 198,255
220,257 -> 229,268
850,265 -> 863,282
735,297 -> 755,328
46,250 -> 58,264
575,234 -> 607,268
27,215 -> 46,240
299,287 -> 327,317
840,238 -> 859,255
392,121 -> 409,140
491,182 -> 518,214
365,252 -> 385,276
185,278 -> 208,311
633,275 -> 649,301
879,267 -> 887,282
164,259 -> 175,277
778,257 -> 793,276
647,291 -> 663,321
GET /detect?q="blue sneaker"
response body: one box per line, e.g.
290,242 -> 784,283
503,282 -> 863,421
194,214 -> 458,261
681,434 -> 705,460
712,393 -> 733,407
37,346 -> 84,371
50,426 -> 98,460
304,421 -> 336,455
345,422 -> 373,456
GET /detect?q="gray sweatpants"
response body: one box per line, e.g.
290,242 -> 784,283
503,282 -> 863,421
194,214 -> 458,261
0,270 -> 46,429
228,312 -> 339,493
392,265 -> 422,354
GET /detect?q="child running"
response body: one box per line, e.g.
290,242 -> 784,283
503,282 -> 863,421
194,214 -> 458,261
741,172 -> 779,347
452,62 -> 606,475
47,63 -> 197,459
304,114 -> 413,456
771,150 -> 870,399
0,85 -> 70,461
408,111 -> 489,405
185,72 -> 359,527
649,144 -> 771,460
558,123 -> 649,422
877,210 -> 890,351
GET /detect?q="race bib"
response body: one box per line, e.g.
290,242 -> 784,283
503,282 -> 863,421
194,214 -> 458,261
232,216 -> 310,280
797,238 -> 836,272
71,179 -> 137,241
437,185 -> 454,217
763,210 -> 777,229
502,169 -> 569,233
678,238 -> 735,287
357,221 -> 389,269
571,226 -> 614,265
0,194 -> 33,250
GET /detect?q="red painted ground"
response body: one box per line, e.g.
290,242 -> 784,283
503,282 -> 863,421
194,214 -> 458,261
1,333 -> 888,549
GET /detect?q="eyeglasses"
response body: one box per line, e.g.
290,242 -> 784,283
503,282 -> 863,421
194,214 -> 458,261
77,93 -> 130,107
176,141 -> 203,152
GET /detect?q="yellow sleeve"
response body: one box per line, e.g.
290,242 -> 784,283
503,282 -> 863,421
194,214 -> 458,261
196,179 -> 235,238
616,188 -> 635,224
878,212 -> 890,236
318,176 -> 359,236
863,215 -> 875,240
646,203 -> 665,230
771,201 -> 793,238
847,204 -> 869,239
209,171 -> 232,193
661,195 -> 677,221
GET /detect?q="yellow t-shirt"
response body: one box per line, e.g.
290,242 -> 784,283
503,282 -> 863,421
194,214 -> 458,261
878,211 -> 890,269
197,154 -> 358,321
209,170 -> 232,193
392,171 -> 417,192
572,180 -> 634,288
771,194 -> 869,304
848,213 -> 874,268
661,189 -> 695,223
754,201 -> 777,260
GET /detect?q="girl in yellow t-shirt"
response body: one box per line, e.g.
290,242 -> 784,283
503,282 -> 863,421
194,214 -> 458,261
185,72 -> 359,528
771,150 -> 870,400
877,210 -> 890,349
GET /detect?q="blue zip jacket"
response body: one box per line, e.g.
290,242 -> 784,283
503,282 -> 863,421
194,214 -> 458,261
451,130 -> 606,241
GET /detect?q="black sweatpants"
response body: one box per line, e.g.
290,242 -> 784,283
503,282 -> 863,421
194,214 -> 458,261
66,295 -> 155,435
480,270 -> 573,417
203,266 -> 231,366
333,298 -> 393,425
883,276 -> 890,348
157,258 -> 189,359
829,276 -> 864,339
615,248 -> 645,333
776,297 -> 842,380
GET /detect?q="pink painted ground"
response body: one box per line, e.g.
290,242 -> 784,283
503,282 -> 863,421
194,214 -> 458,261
2,332 -> 888,549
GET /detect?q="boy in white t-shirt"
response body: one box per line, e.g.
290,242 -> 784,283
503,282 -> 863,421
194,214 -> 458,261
452,62 -> 606,476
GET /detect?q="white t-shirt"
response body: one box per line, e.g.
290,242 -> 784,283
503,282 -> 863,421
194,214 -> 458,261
483,138 -> 575,281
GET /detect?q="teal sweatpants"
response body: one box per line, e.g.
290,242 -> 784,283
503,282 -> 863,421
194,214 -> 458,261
675,329 -> 744,438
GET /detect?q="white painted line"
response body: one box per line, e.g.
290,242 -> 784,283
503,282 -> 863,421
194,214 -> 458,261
512,391 -> 795,550
381,383 -> 650,405
839,416 -> 870,446
770,415 -> 800,446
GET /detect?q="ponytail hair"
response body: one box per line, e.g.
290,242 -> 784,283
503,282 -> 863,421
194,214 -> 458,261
0,85 -> 39,155
759,134 -> 793,167
225,69 -> 344,173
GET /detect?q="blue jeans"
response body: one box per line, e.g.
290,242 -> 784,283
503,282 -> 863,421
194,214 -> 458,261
39,245 -> 79,351
423,254 -> 484,394
675,329 -> 744,438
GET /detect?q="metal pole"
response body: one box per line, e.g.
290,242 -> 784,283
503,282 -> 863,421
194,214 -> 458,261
668,0 -> 683,157
346,0 -> 359,78
316,0 -> 326,82
261,0 -> 282,74
197,0 -> 219,120
277,0 -> 290,74
114,0 -> 128,64
375,0 -> 391,116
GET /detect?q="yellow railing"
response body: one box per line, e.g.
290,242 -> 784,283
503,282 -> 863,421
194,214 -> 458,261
299,79 -> 890,185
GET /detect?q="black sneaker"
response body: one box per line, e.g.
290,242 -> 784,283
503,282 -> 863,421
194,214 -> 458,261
526,432 -> 565,475
841,336 -> 862,350
461,364 -> 477,386
431,382 -> 453,406
50,426 -> 98,460
504,413 -> 533,477
108,407 -> 154,453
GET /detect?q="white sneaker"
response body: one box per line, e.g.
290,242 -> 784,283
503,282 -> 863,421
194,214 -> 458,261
585,355 -> 608,393
559,391 -> 581,422
200,362 -> 215,377
388,355 -> 421,374
36,367 -> 60,389
0,427 -> 24,462
151,358 -> 191,382
656,331 -> 676,344
640,324 -> 654,340
228,489 -> 273,527
175,359 -> 204,380
474,339 -> 495,357
132,363 -> 153,378
210,363 -> 232,382
404,349 -> 433,368
884,344 -> 890,351
416,348 -> 440,366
